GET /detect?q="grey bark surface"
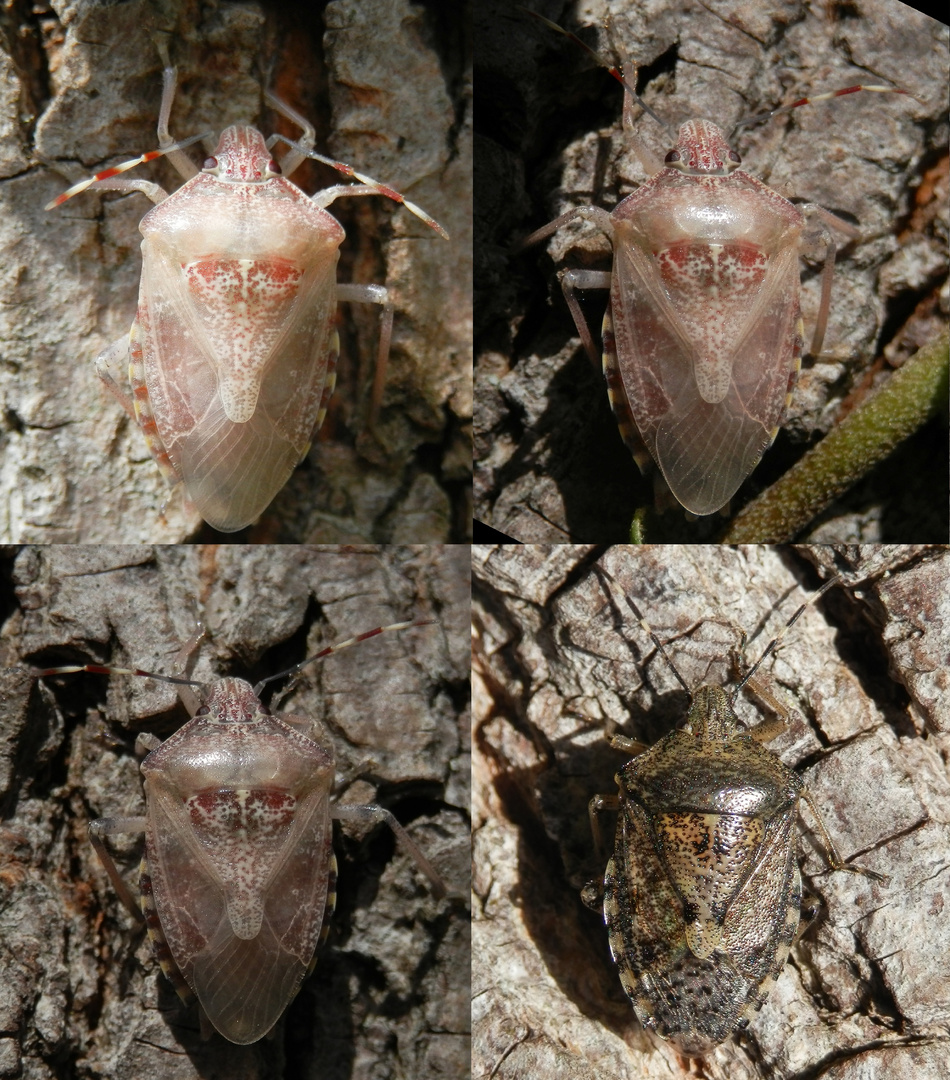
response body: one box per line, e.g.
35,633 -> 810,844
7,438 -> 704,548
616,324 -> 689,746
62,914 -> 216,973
1,544 -> 471,1080
474,0 -> 948,541
473,543 -> 950,1079
0,0 -> 473,542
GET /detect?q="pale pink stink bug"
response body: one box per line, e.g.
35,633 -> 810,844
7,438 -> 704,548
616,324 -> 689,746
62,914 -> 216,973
48,62 -> 448,534
521,11 -> 910,519
31,620 -> 447,1044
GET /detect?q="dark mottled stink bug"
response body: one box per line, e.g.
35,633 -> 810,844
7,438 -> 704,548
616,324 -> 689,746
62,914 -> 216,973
584,574 -> 887,1055
32,620 -> 446,1044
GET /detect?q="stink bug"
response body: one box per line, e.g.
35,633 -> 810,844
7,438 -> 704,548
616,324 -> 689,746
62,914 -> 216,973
520,11 -> 909,518
474,2 -> 937,542
47,58 -> 448,535
32,618 -> 447,1045
583,569 -> 888,1054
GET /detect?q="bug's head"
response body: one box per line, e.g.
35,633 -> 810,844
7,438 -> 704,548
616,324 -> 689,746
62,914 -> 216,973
202,127 -> 283,184
684,686 -> 742,741
665,119 -> 743,176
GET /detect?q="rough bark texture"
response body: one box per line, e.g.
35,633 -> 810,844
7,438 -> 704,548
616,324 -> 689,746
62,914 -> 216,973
0,0 -> 473,542
1,544 -> 471,1079
474,0 -> 948,542
473,543 -> 950,1079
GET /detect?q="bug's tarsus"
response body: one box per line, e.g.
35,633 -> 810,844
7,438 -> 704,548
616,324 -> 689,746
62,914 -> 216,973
800,789 -> 890,884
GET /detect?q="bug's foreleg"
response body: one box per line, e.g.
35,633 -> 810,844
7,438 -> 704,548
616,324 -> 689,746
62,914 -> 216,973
89,816 -> 148,921
518,203 -> 614,252
153,40 -> 199,181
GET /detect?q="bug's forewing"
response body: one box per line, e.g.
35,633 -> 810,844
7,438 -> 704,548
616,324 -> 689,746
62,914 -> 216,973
607,735 -> 805,1052
135,180 -> 345,532
719,814 -> 802,987
610,188 -> 802,516
605,797 -> 744,1052
142,705 -> 336,1044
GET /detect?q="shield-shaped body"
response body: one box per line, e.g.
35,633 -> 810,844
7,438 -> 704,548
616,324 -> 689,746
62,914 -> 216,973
127,127 -> 345,532
139,678 -> 336,1044
604,120 -> 805,516
604,702 -> 804,1054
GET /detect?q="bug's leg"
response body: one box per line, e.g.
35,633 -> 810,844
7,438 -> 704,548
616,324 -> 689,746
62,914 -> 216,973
88,816 -> 148,921
518,204 -> 594,250
607,735 -> 649,756
332,803 -> 447,899
83,176 -> 169,204
311,181 -> 448,238
43,48 -> 207,215
96,336 -> 136,418
517,201 -> 614,368
800,789 -> 889,883
96,322 -> 182,492
587,791 -> 621,870
263,91 -> 317,177
161,623 -> 208,716
799,204 -> 862,358
742,670 -> 797,743
336,282 -> 393,429
153,40 -> 198,181
616,49 -> 665,176
580,878 -> 605,910
795,890 -> 821,942
581,790 -> 620,911
559,268 -> 612,369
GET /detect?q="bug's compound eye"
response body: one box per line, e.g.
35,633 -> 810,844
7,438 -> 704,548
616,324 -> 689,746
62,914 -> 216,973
728,149 -> 741,164
202,156 -> 219,171
266,159 -> 282,176
665,149 -> 681,164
